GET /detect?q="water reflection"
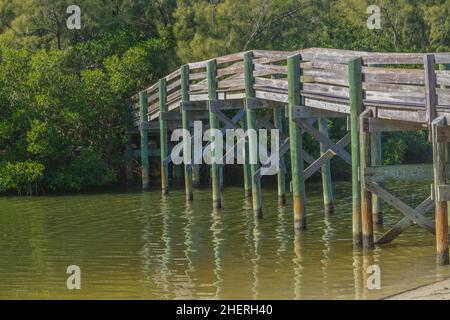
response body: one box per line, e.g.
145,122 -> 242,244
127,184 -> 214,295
0,182 -> 448,299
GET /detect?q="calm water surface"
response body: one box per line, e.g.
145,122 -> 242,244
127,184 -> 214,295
0,181 -> 449,299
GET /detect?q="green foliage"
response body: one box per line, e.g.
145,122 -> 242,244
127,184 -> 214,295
0,160 -> 45,195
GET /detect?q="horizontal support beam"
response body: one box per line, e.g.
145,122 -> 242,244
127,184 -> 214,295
365,163 -> 450,183
139,121 -> 160,130
160,111 -> 182,121
364,117 -> 426,133
292,105 -> 346,119
245,97 -> 265,110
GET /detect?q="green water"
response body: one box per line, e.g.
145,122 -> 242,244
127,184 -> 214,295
0,181 -> 448,299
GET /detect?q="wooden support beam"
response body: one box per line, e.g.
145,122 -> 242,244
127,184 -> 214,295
360,110 -> 374,249
366,182 -> 435,233
242,114 -> 252,197
139,91 -> 150,191
365,118 -> 425,133
432,116 -> 449,265
318,118 -> 334,214
371,131 -> 383,225
296,118 -> 352,165
207,59 -> 222,208
159,79 -> 169,195
244,51 -> 263,218
424,54 -> 438,129
274,106 -> 286,205
376,197 -> 434,245
288,53 -> 307,231
181,65 -> 193,201
304,133 -> 350,180
349,57 -> 363,247
125,103 -> 133,186
292,105 -> 346,119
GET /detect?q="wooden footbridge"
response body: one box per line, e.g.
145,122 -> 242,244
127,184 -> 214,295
129,48 -> 450,265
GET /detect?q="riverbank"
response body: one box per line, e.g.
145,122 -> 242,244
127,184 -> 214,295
384,279 -> 450,300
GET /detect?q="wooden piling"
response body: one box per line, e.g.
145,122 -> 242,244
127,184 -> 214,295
318,118 -> 334,214
242,114 -> 252,197
181,65 -> 194,201
139,91 -> 150,191
159,78 -> 169,195
207,59 -> 222,209
244,51 -> 263,218
432,117 -> 449,265
371,132 -> 383,224
274,107 -> 286,205
287,54 -> 307,230
360,110 -> 374,249
348,58 -> 363,247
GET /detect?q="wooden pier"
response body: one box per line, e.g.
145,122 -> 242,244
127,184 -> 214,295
130,48 -> 450,265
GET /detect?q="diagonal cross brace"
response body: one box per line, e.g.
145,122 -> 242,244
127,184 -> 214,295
304,133 -> 351,180
365,182 -> 435,233
376,196 -> 435,244
296,118 -> 352,165
163,109 -> 245,166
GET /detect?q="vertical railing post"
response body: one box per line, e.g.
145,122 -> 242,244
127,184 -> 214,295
244,51 -> 263,218
181,65 -> 194,201
348,57 -> 363,247
318,118 -> 334,214
139,91 -> 150,191
159,78 -> 169,195
207,59 -> 222,208
287,54 -> 307,230
360,110 -> 374,249
274,106 -> 286,205
125,102 -> 134,186
432,116 -> 449,265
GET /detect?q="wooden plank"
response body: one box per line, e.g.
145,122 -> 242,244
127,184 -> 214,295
292,105 -> 345,119
365,164 -> 434,182
254,77 -> 288,90
366,118 -> 426,132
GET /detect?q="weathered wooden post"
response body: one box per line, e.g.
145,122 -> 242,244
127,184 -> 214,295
371,132 -> 383,224
192,165 -> 201,187
181,65 -> 194,201
139,91 -> 150,191
125,102 -> 134,186
274,107 -> 286,205
287,53 -> 307,230
159,78 -> 169,195
244,51 -> 263,218
360,110 -> 374,249
242,114 -> 252,197
432,116 -> 449,265
348,57 -> 363,247
318,118 -> 334,214
207,59 -> 222,208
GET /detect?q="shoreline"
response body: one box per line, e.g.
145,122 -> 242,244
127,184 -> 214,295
383,279 -> 450,300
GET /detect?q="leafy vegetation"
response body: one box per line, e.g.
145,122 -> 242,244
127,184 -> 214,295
0,0 -> 448,193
